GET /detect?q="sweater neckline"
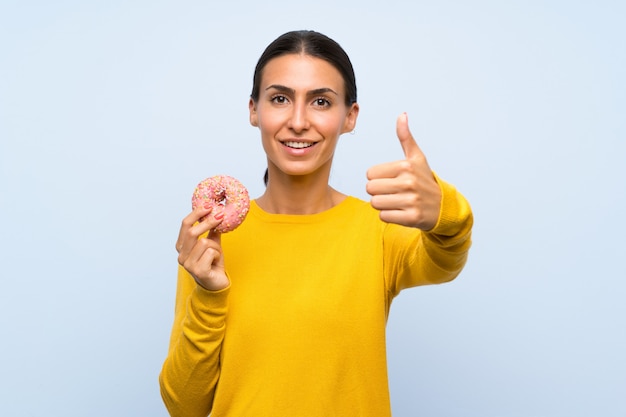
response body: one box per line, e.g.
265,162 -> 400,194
249,196 -> 360,223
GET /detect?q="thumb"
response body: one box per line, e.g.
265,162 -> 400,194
205,208 -> 223,246
207,209 -> 223,246
207,228 -> 222,246
207,228 -> 225,268
396,112 -> 422,160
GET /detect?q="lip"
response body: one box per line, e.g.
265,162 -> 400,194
279,139 -> 318,156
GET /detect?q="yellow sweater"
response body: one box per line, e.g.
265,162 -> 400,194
160,177 -> 473,417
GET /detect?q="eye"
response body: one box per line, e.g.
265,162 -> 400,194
270,95 -> 289,105
313,97 -> 331,108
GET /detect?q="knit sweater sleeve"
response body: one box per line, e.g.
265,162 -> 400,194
385,173 -> 473,296
159,265 -> 229,417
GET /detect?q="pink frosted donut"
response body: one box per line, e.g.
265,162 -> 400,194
191,175 -> 250,233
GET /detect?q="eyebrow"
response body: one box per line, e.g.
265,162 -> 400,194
265,84 -> 339,97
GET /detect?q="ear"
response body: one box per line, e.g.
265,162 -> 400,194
249,98 -> 258,127
341,103 -> 359,134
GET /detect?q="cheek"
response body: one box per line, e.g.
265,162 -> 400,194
318,113 -> 348,135
256,109 -> 284,134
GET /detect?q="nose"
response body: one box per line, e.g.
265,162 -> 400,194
287,102 -> 310,133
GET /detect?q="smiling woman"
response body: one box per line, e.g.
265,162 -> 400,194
249,30 -> 358,189
159,30 -> 473,417
249,53 -> 359,210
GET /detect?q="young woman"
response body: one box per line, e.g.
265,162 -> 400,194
160,30 -> 473,417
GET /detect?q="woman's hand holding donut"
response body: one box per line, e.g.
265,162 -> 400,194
366,113 -> 442,231
176,206 -> 230,291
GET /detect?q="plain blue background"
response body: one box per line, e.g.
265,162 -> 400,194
1,1 -> 625,416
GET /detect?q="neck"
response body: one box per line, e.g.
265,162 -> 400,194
256,168 -> 346,215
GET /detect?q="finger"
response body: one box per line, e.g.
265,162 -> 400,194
176,206 -> 212,250
378,209 -> 409,226
186,236 -> 222,267
370,193 -> 403,211
396,112 -> 423,160
205,230 -> 224,269
179,238 -> 222,280
207,222 -> 222,247
366,176 -> 417,196
366,159 -> 411,180
366,178 -> 393,196
192,210 -> 224,240
197,246 -> 223,272
187,204 -> 214,225
176,206 -> 223,253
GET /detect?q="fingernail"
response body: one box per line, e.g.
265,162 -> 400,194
214,211 -> 225,220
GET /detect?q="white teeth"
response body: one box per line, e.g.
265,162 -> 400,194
283,141 -> 314,149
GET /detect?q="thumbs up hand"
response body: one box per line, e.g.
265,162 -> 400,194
366,113 -> 442,230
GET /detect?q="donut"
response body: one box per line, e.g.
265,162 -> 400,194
191,175 -> 250,233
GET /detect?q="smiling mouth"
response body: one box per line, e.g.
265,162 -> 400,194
282,141 -> 316,149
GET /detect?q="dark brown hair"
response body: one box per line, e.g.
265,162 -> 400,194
251,30 -> 357,106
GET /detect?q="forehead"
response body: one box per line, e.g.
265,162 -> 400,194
260,54 -> 345,92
